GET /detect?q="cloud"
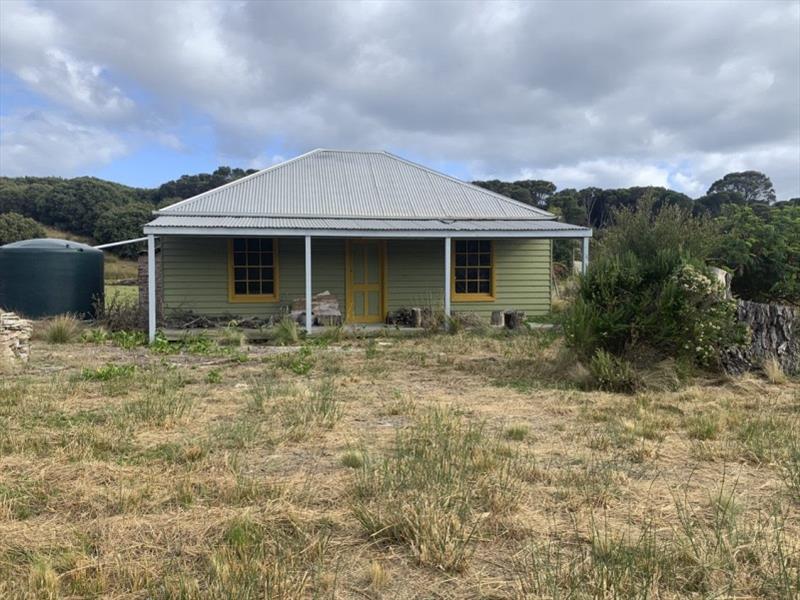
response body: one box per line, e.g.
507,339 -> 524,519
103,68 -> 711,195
1,2 -> 135,120
0,0 -> 798,197
0,111 -> 127,176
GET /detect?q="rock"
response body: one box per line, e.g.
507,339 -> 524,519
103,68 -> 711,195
722,300 -> 799,375
1,311 -> 33,369
709,267 -> 732,300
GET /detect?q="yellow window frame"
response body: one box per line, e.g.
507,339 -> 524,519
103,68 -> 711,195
227,238 -> 280,303
451,239 -> 496,302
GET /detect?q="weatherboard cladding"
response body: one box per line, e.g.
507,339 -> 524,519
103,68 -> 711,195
155,150 -> 554,221
147,215 -> 587,232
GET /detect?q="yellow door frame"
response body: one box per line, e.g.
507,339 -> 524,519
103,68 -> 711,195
345,239 -> 387,323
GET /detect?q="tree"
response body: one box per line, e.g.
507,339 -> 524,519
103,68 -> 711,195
0,212 -> 45,245
93,202 -> 154,258
713,203 -> 800,304
707,171 -> 776,204
692,191 -> 746,217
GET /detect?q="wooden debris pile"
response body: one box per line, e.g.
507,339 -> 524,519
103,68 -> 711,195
291,291 -> 342,326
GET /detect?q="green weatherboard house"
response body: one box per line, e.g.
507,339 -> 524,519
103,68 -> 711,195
143,149 -> 592,340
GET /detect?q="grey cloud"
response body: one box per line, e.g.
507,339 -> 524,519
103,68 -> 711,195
1,0 -> 798,197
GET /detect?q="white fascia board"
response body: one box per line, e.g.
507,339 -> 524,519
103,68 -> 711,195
143,226 -> 592,239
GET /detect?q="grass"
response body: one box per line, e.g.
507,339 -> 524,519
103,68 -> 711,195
0,330 -> 798,597
37,314 -> 82,343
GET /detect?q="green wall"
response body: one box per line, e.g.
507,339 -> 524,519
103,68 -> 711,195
161,236 -> 550,320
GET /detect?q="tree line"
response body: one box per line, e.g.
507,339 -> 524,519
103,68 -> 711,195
0,167 -> 256,256
0,167 -> 796,303
472,171 -> 799,305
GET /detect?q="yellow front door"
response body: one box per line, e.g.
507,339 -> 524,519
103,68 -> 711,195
347,240 -> 385,323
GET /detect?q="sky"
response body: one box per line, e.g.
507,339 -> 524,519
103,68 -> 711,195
0,0 -> 799,199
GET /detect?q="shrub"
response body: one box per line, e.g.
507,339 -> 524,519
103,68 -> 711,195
94,290 -> 141,332
41,314 -> 82,344
563,198 -> 743,369
589,350 -> 640,393
0,212 -> 45,245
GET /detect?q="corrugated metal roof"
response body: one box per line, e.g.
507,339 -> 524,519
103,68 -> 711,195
146,215 -> 589,233
157,149 -> 554,220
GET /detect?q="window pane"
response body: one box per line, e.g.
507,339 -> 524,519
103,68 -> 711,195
467,268 -> 479,280
247,239 -> 260,252
479,253 -> 491,266
233,252 -> 246,266
467,281 -> 478,293
260,251 -> 273,267
262,281 -> 274,295
248,252 -> 262,266
467,240 -> 479,253
455,253 -> 467,266
455,281 -> 466,293
478,268 -> 490,280
235,281 -> 246,294
466,254 -> 478,266
479,280 -> 491,294
234,267 -> 246,280
261,267 -> 273,281
233,239 -> 246,252
479,240 -> 491,253
455,240 -> 468,252
248,281 -> 260,294
248,267 -> 260,280
455,268 -> 467,281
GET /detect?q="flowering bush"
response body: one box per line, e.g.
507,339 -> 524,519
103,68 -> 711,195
563,197 -> 744,370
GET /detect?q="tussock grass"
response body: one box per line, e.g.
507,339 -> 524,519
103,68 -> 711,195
350,407 -> 525,571
764,355 -> 789,384
505,423 -> 529,441
38,314 -> 82,344
272,316 -> 301,346
120,366 -> 191,426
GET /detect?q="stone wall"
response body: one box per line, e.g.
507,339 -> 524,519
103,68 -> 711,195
724,300 -> 799,375
138,248 -> 163,329
1,311 -> 32,370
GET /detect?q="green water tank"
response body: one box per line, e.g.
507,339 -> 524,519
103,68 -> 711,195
0,238 -> 104,318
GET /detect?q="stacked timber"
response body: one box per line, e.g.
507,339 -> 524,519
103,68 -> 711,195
291,291 -> 342,326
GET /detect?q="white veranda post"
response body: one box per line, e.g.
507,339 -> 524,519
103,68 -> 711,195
444,237 -> 452,322
147,234 -> 156,342
305,235 -> 312,334
582,236 -> 590,275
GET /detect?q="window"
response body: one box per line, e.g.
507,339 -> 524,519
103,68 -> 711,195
452,240 -> 494,300
228,238 -> 279,302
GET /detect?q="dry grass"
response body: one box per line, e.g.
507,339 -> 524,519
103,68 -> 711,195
0,329 -> 798,598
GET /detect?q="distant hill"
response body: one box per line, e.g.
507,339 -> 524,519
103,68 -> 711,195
0,167 -> 257,256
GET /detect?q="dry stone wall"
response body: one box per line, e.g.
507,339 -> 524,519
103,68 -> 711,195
1,311 -> 32,368
723,300 -> 799,375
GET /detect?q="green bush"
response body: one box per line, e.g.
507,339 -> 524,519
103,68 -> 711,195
0,212 -> 45,245
589,350 -> 640,393
563,198 -> 743,369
